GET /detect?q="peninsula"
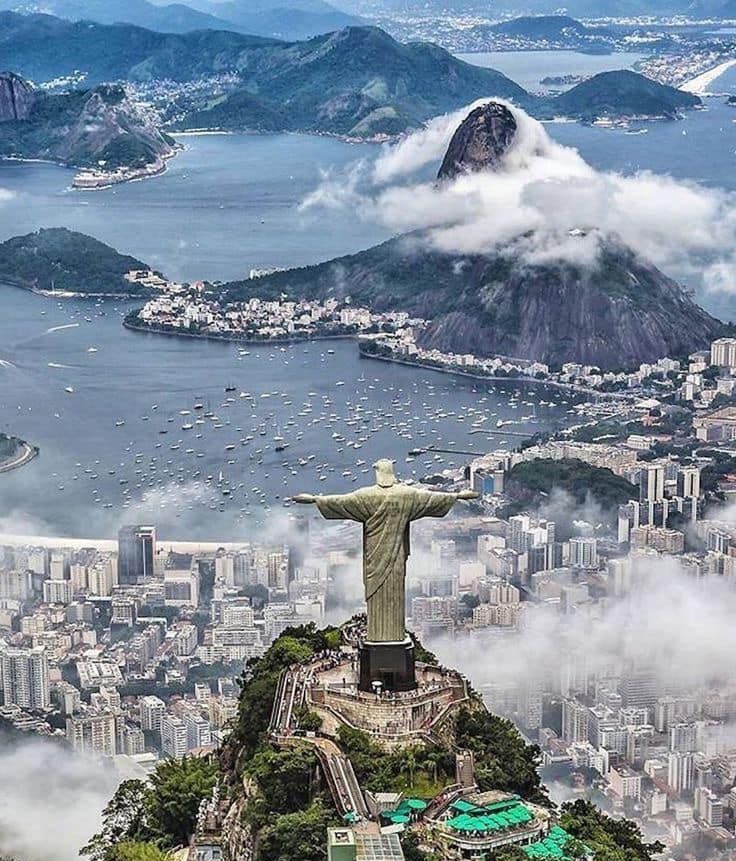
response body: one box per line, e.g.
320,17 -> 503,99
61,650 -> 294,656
0,72 -> 177,188
0,228 -> 158,297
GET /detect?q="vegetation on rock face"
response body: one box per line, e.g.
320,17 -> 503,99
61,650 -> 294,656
222,623 -> 339,769
0,228 -> 151,295
0,73 -> 173,169
454,708 -> 550,806
0,433 -> 22,460
82,758 -> 217,860
257,802 -> 338,861
221,232 -> 722,368
560,799 -> 664,861
548,70 -> 700,120
86,625 -> 667,861
336,725 -> 455,796
501,458 -> 638,517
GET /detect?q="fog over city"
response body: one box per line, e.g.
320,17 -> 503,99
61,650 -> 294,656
0,737 -> 119,861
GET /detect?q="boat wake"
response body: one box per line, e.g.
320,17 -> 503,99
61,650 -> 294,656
45,323 -> 80,334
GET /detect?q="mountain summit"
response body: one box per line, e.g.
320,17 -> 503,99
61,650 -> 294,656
219,101 -> 723,368
438,101 -> 518,180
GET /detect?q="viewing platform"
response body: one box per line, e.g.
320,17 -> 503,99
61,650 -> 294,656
307,656 -> 472,749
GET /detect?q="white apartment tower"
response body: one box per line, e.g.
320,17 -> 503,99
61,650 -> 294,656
0,647 -> 50,709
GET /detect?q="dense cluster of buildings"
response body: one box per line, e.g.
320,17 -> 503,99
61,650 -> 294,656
132,278 -> 419,342
0,520 -> 339,773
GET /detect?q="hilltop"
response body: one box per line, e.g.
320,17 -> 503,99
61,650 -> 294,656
0,228 -> 155,296
0,72 -> 175,177
181,26 -> 529,137
218,100 -> 721,368
548,69 -> 700,120
0,0 -> 362,39
0,14 -> 699,135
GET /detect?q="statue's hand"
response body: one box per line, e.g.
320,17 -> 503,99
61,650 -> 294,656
293,493 -> 318,504
457,490 -> 480,500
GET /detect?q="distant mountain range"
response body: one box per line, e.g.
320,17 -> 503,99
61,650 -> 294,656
0,14 -> 700,138
215,101 -> 722,367
0,71 -> 175,170
341,0 -> 736,18
0,0 -> 362,39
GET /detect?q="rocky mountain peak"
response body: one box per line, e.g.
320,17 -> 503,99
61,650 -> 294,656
437,100 -> 517,181
0,71 -> 35,122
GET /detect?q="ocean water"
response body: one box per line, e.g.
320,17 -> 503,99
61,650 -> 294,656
1,50 -> 735,536
0,291 -> 573,538
0,134 -> 389,284
457,49 -> 647,93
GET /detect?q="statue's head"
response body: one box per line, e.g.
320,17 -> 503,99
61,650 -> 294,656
373,458 -> 397,488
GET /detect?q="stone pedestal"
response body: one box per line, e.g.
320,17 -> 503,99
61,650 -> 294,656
359,637 -> 416,693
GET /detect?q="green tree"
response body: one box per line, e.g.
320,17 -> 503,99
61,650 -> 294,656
454,708 -> 549,805
246,745 -> 319,815
109,843 -> 171,861
82,780 -> 151,861
145,757 -> 217,848
560,799 -> 664,861
257,802 -> 337,861
293,705 -> 323,732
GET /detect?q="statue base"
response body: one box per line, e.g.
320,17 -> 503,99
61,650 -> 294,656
359,637 -> 417,693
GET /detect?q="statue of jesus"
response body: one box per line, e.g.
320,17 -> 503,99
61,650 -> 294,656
294,459 -> 478,643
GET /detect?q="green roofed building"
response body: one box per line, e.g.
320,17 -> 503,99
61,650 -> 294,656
430,791 -> 551,858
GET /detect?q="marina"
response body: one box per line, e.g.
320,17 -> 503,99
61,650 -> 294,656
0,291 -> 575,538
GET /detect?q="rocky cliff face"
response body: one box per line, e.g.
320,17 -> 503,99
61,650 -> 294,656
437,101 -> 517,180
228,231 -> 722,368
0,72 -> 35,122
0,74 -> 174,169
222,100 -> 724,368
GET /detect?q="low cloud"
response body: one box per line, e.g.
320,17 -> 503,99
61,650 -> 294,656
0,737 -> 119,861
303,100 -> 736,293
430,555 -> 736,695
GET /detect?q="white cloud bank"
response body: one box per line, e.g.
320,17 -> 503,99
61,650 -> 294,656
303,100 -> 736,292
0,738 -> 120,861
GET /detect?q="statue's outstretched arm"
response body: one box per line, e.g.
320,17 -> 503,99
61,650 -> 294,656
456,489 -> 480,500
293,493 -> 318,504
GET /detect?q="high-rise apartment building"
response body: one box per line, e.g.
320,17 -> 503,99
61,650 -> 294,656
0,647 -> 50,709
140,695 -> 166,731
118,525 -> 156,585
66,711 -> 117,757
161,714 -> 188,759
639,464 -> 665,503
562,698 -> 589,744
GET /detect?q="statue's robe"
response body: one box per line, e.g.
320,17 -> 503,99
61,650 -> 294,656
315,483 -> 459,642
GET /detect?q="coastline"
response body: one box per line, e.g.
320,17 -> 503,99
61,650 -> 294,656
123,315 -> 627,401
681,58 -> 736,94
0,278 -> 147,300
358,348 -> 631,400
123,315 -> 359,346
71,149 -> 178,190
0,439 -> 39,474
